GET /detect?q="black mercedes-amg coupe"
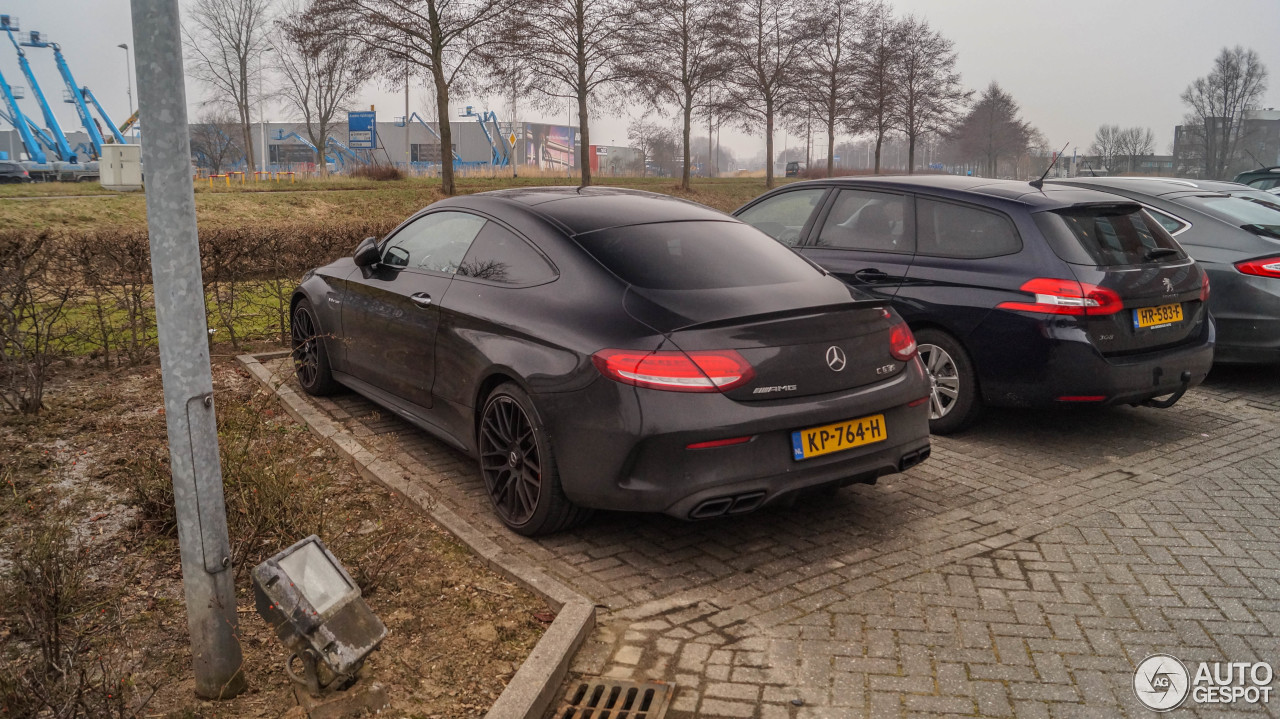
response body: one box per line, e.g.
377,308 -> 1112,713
291,187 -> 931,535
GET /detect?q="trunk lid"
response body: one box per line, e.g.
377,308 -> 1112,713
624,286 -> 902,401
1033,205 -> 1208,355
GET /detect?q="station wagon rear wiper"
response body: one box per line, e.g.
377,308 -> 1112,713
1144,247 -> 1180,261
1241,223 -> 1280,240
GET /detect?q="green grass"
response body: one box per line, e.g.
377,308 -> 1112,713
47,280 -> 296,360
1,175 -> 783,234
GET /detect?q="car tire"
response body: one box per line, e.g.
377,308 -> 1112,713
478,382 -> 591,536
914,328 -> 981,435
290,299 -> 341,396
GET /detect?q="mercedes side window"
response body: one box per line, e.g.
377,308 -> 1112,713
381,211 -> 487,273
814,189 -> 913,253
456,222 -> 557,285
737,188 -> 827,246
915,198 -> 1022,259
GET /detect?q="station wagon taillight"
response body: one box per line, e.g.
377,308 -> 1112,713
1200,270 -> 1210,302
997,278 -> 1123,316
592,349 -> 755,392
1236,256 -> 1280,279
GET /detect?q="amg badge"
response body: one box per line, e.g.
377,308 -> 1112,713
753,385 -> 798,395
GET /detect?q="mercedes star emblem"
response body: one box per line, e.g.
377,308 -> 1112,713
826,346 -> 847,372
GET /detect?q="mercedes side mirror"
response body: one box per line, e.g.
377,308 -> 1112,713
353,237 -> 380,267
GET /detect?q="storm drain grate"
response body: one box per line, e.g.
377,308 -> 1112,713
552,677 -> 674,719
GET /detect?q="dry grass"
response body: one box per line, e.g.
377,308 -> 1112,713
0,175 -> 784,234
0,359 -> 549,718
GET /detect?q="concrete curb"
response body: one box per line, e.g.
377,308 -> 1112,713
237,352 -> 593,719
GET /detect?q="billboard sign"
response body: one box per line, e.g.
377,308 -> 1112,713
347,111 -> 376,149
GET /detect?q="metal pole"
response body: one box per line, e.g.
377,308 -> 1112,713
118,44 -> 133,141
129,0 -> 246,700
259,53 -> 266,173
404,58 -> 409,171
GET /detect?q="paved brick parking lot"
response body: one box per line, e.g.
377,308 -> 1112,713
272,359 -> 1280,717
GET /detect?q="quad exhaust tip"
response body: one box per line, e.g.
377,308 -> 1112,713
689,491 -> 767,519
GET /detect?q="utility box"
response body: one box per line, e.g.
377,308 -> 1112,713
100,144 -> 142,191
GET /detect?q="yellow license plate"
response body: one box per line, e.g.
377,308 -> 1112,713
1133,302 -> 1184,329
791,414 -> 887,460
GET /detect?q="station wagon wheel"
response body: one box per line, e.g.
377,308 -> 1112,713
913,328 -> 981,435
478,383 -> 591,536
290,299 -> 340,396
919,344 -> 960,419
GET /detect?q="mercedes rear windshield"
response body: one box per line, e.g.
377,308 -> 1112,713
573,221 -> 824,290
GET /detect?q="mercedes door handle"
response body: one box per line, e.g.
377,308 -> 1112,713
410,293 -> 432,308
853,268 -> 890,282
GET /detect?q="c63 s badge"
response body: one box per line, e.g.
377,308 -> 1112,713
876,364 -> 897,375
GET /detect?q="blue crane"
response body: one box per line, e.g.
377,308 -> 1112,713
324,135 -> 368,167
460,106 -> 512,168
0,63 -> 45,164
1,16 -> 73,161
394,112 -> 461,163
272,129 -> 336,165
21,30 -> 126,156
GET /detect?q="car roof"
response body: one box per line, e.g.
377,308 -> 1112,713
780,175 -> 1136,210
467,186 -> 731,234
1045,176 -> 1253,197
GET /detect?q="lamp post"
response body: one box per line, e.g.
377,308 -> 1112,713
258,49 -> 271,174
117,43 -> 133,141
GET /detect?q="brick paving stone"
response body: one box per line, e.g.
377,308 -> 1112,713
261,358 -> 1280,717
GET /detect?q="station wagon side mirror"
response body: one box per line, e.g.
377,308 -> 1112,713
353,236 -> 380,268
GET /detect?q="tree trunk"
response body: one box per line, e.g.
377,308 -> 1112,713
681,92 -> 692,190
434,71 -> 455,195
827,125 -> 835,177
577,93 -> 591,187
907,134 -> 916,175
318,124 -> 329,177
874,131 -> 883,174
764,98 -> 775,189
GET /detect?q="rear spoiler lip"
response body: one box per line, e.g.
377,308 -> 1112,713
667,299 -> 886,333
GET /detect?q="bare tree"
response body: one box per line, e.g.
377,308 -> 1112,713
895,14 -> 967,174
189,110 -> 246,174
948,81 -> 1034,178
1181,46 -> 1269,179
1116,126 -> 1156,173
798,0 -> 865,177
274,1 -> 371,175
493,0 -> 636,187
717,0 -> 810,188
624,0 -> 728,189
318,0 -> 515,195
627,120 -> 680,176
854,3 -> 902,174
1089,123 -> 1122,172
184,0 -> 274,173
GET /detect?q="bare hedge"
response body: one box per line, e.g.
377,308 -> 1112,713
0,220 -> 394,412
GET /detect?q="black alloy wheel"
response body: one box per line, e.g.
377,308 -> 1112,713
478,383 -> 589,536
290,299 -> 339,396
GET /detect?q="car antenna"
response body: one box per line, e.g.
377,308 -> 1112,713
1245,149 -> 1266,169
1029,142 -> 1070,190
1082,158 -> 1099,177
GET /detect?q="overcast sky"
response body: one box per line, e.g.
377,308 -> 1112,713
3,0 -> 1278,162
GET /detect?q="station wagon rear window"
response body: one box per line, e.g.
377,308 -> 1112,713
1034,206 -> 1185,266
575,221 -> 822,290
